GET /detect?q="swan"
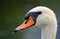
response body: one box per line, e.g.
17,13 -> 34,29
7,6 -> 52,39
14,6 -> 57,39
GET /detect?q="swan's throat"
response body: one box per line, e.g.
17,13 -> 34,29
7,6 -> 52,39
41,25 -> 57,39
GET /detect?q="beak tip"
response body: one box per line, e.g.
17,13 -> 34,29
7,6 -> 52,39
12,30 -> 18,34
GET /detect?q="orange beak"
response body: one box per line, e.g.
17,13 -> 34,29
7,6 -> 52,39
15,16 -> 35,31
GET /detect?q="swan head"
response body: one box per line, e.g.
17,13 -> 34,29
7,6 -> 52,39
14,6 -> 57,33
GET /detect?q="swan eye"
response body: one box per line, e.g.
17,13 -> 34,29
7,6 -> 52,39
30,12 -> 42,20
37,12 -> 42,15
24,11 -> 42,23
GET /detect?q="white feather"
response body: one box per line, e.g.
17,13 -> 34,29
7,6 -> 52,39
25,6 -> 57,39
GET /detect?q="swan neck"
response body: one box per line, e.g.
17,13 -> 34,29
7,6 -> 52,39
41,25 -> 57,39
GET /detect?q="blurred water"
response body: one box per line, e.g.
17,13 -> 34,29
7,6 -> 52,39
23,26 -> 41,39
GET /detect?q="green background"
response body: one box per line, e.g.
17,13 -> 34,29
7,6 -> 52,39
0,0 -> 60,39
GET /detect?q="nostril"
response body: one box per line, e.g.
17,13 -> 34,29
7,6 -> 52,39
24,16 -> 29,24
25,19 -> 29,24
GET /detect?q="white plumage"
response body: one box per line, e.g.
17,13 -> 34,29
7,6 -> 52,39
25,6 -> 57,39
15,6 -> 57,39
